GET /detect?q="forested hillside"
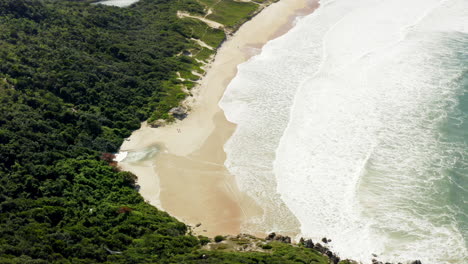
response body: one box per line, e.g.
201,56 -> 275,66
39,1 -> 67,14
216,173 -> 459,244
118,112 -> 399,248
0,0 -> 336,263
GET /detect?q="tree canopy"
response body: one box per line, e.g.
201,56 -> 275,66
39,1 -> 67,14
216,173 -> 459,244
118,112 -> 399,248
0,0 -> 334,263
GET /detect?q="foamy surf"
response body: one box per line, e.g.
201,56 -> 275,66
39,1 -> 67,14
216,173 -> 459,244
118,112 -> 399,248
120,146 -> 159,163
113,151 -> 128,162
220,0 -> 468,263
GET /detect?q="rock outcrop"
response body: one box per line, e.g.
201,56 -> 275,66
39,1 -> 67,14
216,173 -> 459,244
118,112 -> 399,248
169,106 -> 187,119
265,232 -> 291,243
304,239 -> 314,249
149,119 -> 166,128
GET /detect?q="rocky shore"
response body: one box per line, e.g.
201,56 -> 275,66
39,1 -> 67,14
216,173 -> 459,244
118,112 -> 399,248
200,232 -> 423,264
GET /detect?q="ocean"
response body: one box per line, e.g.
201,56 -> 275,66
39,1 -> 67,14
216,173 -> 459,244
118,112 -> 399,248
219,0 -> 468,263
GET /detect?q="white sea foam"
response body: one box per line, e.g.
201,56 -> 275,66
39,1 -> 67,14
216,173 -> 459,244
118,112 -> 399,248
121,146 -> 159,163
220,2 -> 332,233
114,151 -> 128,162
221,0 -> 468,263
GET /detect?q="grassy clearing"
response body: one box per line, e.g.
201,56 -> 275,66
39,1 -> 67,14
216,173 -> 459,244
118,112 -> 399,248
199,0 -> 259,28
197,0 -> 219,7
180,17 -> 226,47
193,46 -> 215,62
201,26 -> 225,47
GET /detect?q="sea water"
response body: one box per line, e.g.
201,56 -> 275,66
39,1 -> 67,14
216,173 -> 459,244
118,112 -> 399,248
117,146 -> 159,163
220,0 -> 468,263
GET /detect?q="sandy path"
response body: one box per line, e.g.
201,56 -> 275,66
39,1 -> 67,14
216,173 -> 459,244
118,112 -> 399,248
177,11 -> 224,29
119,0 -> 318,237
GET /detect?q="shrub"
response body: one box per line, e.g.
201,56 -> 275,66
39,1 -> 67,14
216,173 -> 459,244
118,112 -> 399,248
198,235 -> 210,245
261,243 -> 272,250
214,235 -> 224,243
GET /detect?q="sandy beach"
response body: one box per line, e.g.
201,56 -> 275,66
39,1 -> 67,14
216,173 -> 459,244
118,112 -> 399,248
119,0 -> 318,237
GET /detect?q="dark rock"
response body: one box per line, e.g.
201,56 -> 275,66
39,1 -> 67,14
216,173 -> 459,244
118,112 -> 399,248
372,254 -> 378,257
169,106 -> 187,119
333,256 -> 340,264
328,238 -> 332,242
324,250 -> 340,264
266,232 -> 276,240
299,237 -> 305,245
195,223 -> 201,227
410,261 -> 422,264
314,242 -> 322,252
330,255 -> 340,264
322,237 -> 328,243
314,243 -> 328,254
266,233 -> 290,243
274,234 -> 283,241
304,239 -> 314,248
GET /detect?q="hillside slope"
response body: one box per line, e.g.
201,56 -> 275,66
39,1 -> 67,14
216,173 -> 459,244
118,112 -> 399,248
0,0 -> 342,263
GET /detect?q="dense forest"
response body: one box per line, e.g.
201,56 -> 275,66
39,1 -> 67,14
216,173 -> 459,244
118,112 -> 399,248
0,0 -> 337,263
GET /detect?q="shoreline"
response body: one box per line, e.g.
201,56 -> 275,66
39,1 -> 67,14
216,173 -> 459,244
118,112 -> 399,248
119,0 -> 318,237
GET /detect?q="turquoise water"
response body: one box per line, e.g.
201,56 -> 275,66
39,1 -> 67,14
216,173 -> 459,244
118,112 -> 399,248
220,0 -> 468,263
443,63 -> 468,249
354,32 -> 468,262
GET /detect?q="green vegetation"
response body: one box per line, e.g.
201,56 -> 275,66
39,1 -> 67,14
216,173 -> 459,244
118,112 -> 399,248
174,242 -> 331,264
198,235 -> 211,245
0,0 -> 224,262
180,17 -> 225,47
199,0 -> 259,28
262,243 -> 273,249
0,0 -> 340,263
214,235 -> 225,243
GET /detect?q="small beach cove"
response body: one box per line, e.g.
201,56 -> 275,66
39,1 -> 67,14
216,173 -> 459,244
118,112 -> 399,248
118,0 -> 319,237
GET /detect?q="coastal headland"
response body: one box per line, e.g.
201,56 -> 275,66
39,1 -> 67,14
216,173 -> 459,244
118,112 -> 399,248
119,0 -> 319,237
